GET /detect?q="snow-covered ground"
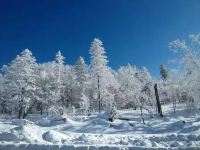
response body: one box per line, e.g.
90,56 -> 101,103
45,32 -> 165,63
0,104 -> 200,149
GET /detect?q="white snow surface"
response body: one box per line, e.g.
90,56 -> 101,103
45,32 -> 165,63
0,105 -> 200,149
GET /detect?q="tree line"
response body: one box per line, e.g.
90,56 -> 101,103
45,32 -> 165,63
0,34 -> 200,119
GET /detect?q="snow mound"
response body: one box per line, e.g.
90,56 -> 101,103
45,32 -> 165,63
0,104 -> 200,148
37,118 -> 51,126
12,119 -> 35,126
42,130 -> 69,144
0,120 -> 41,143
36,115 -> 68,127
12,122 -> 44,143
110,121 -> 132,130
0,132 -> 18,141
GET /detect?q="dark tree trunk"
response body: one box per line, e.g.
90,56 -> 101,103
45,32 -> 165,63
18,107 -> 23,119
18,95 -> 24,119
19,88 -> 25,119
23,100 -> 37,119
98,75 -> 101,114
140,107 -> 145,124
154,84 -> 163,117
173,98 -> 176,114
40,102 -> 43,115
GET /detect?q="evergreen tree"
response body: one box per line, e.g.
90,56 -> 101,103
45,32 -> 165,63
89,38 -> 117,113
160,64 -> 168,81
74,56 -> 90,114
3,49 -> 38,119
75,56 -> 89,87
54,51 -> 66,114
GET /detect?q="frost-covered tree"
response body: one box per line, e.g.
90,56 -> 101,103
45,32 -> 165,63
52,51 -> 66,114
160,64 -> 168,81
37,63 -> 59,115
55,51 -> 65,99
89,38 -> 118,113
3,49 -> 38,119
75,57 -> 89,86
116,64 -> 141,109
63,66 -> 77,108
169,33 -> 200,109
0,75 -> 7,113
74,56 -> 90,114
159,64 -> 170,105
137,67 -> 154,107
0,37 -> 170,119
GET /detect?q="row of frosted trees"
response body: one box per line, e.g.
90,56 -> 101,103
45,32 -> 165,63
0,34 -> 200,119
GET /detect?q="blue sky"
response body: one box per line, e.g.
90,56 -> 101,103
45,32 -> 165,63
0,0 -> 200,77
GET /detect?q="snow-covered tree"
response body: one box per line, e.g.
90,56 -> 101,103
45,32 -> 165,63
116,64 -> 141,109
74,56 -> 90,114
0,75 -> 7,113
89,38 -> 118,113
55,51 -> 65,98
3,49 -> 38,118
75,57 -> 89,86
137,67 -> 154,107
169,33 -> 200,109
160,64 -> 168,81
159,64 -> 170,104
51,51 -> 66,114
37,63 -> 58,115
0,37 -> 174,119
63,66 -> 77,108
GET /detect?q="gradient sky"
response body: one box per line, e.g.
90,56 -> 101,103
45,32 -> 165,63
0,0 -> 200,77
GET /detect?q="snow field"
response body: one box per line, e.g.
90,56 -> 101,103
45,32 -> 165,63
0,105 -> 200,149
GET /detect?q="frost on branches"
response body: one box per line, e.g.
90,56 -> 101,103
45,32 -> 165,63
0,34 -> 200,119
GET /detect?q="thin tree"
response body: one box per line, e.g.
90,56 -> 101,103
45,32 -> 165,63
154,83 -> 163,117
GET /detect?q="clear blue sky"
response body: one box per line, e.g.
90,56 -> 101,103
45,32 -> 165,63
0,0 -> 200,77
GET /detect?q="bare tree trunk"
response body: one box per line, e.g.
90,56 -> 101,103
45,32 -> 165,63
154,84 -> 163,117
140,107 -> 145,124
1,99 -> 7,114
18,95 -> 24,119
98,75 -> 101,114
23,100 -> 37,119
133,103 -> 137,110
18,88 -> 25,119
40,102 -> 43,115
18,107 -> 23,119
88,90 -> 92,116
173,97 -> 176,114
108,104 -> 117,122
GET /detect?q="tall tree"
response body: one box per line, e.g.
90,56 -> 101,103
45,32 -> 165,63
54,51 -> 66,114
154,83 -> 163,117
37,63 -> 58,115
89,38 -> 117,113
74,56 -> 90,114
3,49 -> 38,119
169,33 -> 200,109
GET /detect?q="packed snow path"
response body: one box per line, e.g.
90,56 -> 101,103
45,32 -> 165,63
0,144 -> 200,150
0,105 -> 200,149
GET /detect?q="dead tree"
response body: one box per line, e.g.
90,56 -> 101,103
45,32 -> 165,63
154,83 -> 163,117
